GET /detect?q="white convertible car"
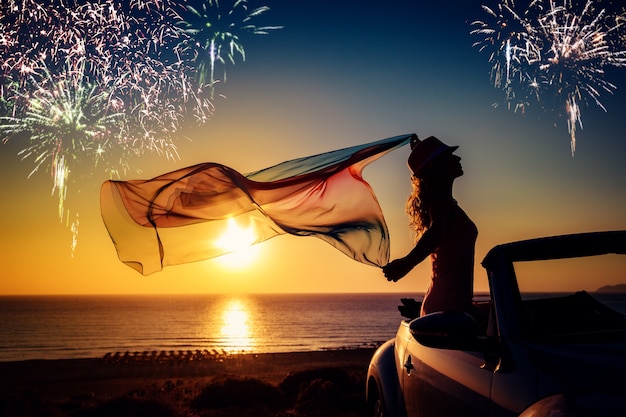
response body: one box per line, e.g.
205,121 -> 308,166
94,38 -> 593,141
367,231 -> 626,417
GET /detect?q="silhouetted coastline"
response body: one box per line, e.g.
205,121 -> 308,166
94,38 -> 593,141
596,284 -> 626,293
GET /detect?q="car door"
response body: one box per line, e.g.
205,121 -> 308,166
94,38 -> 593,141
401,336 -> 494,417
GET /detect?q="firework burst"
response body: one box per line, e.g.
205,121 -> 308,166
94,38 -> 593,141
472,0 -> 626,154
0,62 -> 124,220
176,0 -> 283,95
0,0 -> 280,252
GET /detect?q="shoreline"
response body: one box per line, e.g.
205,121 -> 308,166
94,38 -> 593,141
0,341 -> 385,364
0,348 -> 378,416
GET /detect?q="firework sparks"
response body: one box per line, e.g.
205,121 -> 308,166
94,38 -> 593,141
0,0 -> 280,251
472,0 -> 626,154
176,0 -> 283,95
0,61 -> 124,220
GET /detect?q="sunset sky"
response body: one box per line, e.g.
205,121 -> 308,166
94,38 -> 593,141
1,0 -> 625,295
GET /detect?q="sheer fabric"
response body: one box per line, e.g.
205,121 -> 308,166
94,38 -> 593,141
100,134 -> 413,274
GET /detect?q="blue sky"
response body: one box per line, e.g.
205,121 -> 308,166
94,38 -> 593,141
1,0 -> 625,294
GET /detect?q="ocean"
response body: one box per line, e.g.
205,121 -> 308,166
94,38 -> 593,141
2,292 -> 625,363
0,293 -> 416,362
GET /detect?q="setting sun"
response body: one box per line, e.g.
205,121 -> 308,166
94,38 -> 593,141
215,217 -> 261,269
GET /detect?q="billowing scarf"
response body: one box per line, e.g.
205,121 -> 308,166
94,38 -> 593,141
101,134 -> 414,274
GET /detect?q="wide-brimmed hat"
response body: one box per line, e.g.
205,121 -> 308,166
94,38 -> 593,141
408,136 -> 458,177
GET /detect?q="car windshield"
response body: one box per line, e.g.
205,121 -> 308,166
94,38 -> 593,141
513,253 -> 626,341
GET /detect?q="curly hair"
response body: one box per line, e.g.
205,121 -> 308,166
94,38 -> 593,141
405,176 -> 429,240
405,160 -> 447,242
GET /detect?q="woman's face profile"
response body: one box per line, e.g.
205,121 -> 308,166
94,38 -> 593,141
421,152 -> 463,181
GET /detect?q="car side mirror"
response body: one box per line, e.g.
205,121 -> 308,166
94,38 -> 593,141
409,311 -> 489,351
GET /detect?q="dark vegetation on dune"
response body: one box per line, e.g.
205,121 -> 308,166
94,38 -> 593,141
1,367 -> 369,417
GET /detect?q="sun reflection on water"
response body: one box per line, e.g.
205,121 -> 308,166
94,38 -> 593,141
220,299 -> 255,353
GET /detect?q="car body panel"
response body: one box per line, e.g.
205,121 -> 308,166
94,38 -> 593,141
402,334 -> 494,417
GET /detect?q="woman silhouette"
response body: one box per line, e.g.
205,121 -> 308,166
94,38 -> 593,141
383,136 -> 477,317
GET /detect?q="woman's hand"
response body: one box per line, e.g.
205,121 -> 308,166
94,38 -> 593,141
382,257 -> 414,282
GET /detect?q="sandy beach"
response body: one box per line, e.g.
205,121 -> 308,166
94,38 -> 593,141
0,348 -> 377,417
